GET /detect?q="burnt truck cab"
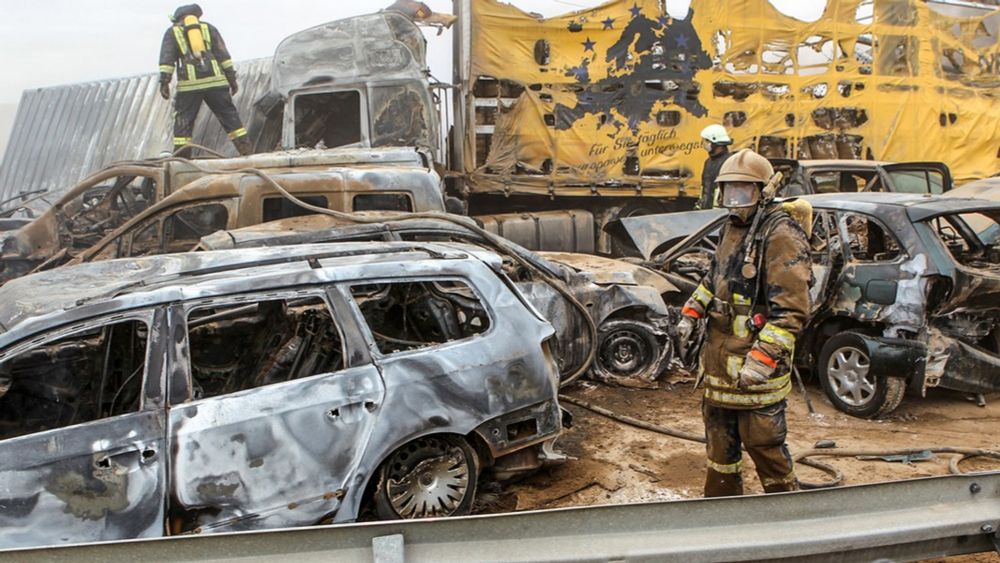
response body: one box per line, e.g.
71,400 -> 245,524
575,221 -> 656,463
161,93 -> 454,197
0,241 -> 562,548
772,159 -> 953,197
266,13 -> 439,161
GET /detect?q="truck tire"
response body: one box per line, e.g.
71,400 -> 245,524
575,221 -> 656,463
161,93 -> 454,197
818,332 -> 905,419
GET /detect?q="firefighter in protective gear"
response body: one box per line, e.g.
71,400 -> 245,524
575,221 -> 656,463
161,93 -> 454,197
679,148 -> 811,497
158,4 -> 253,157
697,124 -> 733,210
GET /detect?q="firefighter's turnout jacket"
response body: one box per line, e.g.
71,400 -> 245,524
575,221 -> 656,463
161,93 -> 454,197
158,21 -> 234,93
682,208 -> 811,408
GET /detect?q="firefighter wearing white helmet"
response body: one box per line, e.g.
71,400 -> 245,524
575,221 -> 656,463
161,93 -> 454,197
698,124 -> 734,209
676,149 -> 811,497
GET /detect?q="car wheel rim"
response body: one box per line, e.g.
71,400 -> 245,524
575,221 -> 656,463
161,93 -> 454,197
827,345 -> 875,407
386,439 -> 470,519
598,328 -> 652,378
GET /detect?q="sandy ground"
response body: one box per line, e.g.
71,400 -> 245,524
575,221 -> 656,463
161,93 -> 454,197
478,378 -> 1000,560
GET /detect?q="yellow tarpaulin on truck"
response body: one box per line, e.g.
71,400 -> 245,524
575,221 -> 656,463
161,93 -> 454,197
467,0 -> 1000,197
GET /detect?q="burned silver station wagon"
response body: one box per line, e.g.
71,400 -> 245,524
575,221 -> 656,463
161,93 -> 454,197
0,241 -> 562,548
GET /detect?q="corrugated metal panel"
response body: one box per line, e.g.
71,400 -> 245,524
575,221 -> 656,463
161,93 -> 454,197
0,59 -> 272,206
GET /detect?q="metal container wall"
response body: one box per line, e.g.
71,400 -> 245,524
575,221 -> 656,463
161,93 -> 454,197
0,59 -> 273,208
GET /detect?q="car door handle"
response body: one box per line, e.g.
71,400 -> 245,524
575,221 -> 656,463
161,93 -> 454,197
95,447 -> 157,469
326,401 -> 378,420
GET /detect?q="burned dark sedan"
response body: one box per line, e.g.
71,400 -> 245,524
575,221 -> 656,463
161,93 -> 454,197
197,213 -> 682,387
616,193 -> 1000,418
0,241 -> 562,548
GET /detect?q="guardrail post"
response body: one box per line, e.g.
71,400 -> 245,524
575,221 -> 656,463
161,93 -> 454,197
372,533 -> 405,563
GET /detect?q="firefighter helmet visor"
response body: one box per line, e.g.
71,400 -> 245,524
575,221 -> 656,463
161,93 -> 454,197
720,181 -> 760,208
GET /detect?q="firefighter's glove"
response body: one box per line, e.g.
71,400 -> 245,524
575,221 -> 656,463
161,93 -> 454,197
737,353 -> 775,390
676,315 -> 696,358
225,70 -> 239,96
159,80 -> 171,100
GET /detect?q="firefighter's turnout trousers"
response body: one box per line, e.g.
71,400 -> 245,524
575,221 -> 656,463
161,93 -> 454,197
173,87 -> 246,153
679,207 -> 812,497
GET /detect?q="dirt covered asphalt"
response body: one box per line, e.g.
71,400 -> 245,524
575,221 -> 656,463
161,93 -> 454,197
485,381 -> 999,511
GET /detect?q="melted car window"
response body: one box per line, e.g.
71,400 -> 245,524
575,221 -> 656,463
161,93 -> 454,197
0,319 -> 148,440
164,204 -> 229,253
262,195 -> 328,222
61,175 -> 158,252
353,193 -> 413,212
930,213 -> 1000,271
186,296 -> 344,400
842,213 -> 902,261
351,280 -> 490,354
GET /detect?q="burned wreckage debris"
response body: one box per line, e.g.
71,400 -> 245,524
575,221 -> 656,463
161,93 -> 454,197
0,241 -> 564,547
612,192 -> 1000,418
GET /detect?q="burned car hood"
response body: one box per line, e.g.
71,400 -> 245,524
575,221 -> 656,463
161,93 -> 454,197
537,252 -> 678,296
604,209 -> 727,260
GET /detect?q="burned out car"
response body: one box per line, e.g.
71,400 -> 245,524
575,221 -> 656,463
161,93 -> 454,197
618,193 -> 1000,418
773,159 -> 952,197
0,241 -> 562,548
196,213 -> 682,387
0,147 -> 442,283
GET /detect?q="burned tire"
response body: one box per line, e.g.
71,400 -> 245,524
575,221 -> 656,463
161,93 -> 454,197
374,436 -> 479,520
818,332 -> 905,419
592,319 -> 666,382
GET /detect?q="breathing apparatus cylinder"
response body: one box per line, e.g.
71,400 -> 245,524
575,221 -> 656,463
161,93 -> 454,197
183,15 -> 206,59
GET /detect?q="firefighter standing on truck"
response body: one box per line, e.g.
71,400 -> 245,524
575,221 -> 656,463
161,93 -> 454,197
158,4 -> 252,157
676,149 -> 811,497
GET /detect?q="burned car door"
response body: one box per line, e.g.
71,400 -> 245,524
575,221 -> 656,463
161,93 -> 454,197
166,290 -> 384,534
0,310 -> 167,548
829,212 -> 915,327
807,210 -> 841,312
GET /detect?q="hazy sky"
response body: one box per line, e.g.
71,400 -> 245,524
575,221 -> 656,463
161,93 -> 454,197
0,0 -> 821,151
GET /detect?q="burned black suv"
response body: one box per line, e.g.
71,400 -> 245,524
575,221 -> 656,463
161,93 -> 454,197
620,193 -> 1000,418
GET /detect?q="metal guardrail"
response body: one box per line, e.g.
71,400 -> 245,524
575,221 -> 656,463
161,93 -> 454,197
3,472 -> 999,562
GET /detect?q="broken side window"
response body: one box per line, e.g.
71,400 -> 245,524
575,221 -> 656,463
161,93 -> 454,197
0,318 -> 148,441
351,280 -> 491,355
62,175 -> 158,251
352,193 -> 413,212
810,171 -> 873,194
294,90 -> 364,149
164,204 -> 230,254
128,220 -> 163,258
186,296 -> 344,400
262,195 -> 329,222
369,84 -> 431,148
808,211 -> 841,310
841,213 -> 903,262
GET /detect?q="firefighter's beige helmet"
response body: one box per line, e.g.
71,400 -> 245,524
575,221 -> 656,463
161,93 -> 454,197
715,149 -> 773,184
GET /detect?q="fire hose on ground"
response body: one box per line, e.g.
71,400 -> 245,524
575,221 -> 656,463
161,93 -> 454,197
558,394 -> 1000,489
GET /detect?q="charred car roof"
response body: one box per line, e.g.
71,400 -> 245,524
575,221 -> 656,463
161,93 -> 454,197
0,241 -> 499,338
800,192 -> 1000,221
